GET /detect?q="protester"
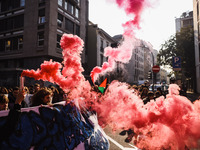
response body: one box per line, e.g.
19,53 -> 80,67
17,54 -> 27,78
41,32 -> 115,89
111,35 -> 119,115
24,86 -> 30,94
132,85 -> 139,96
155,90 -> 162,99
0,94 -> 9,111
0,87 -> 8,94
7,87 -> 13,94
57,86 -> 68,102
8,86 -> 27,109
48,85 -> 60,103
31,88 -> 53,106
34,83 -> 40,93
140,87 -> 149,99
143,91 -> 154,104
156,87 -> 163,96
28,85 -> 34,94
0,89 -> 25,141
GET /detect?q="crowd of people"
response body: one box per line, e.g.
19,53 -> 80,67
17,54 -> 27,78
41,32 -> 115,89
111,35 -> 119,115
0,83 -> 68,111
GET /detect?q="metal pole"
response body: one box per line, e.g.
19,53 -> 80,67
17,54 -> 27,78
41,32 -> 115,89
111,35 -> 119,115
151,52 -> 155,92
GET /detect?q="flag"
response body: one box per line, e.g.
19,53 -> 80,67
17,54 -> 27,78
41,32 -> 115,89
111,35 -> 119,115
98,78 -> 107,93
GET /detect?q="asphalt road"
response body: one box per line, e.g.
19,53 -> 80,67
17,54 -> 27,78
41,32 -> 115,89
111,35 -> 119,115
103,126 -> 138,150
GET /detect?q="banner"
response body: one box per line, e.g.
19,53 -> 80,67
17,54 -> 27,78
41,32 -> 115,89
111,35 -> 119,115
0,101 -> 109,150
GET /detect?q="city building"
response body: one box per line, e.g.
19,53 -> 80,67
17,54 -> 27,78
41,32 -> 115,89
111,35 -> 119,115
0,0 -> 89,87
175,10 -> 197,92
175,11 -> 193,32
86,22 -> 116,82
193,0 -> 200,93
113,35 -> 158,85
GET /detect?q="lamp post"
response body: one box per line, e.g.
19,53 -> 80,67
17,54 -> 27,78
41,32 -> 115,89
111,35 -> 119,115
151,52 -> 155,91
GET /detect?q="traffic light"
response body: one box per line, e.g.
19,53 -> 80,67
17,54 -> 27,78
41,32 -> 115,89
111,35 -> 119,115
148,71 -> 152,79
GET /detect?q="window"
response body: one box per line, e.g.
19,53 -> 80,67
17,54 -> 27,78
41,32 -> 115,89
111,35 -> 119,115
14,15 -> 24,29
39,0 -> 45,7
198,42 -> 200,65
0,15 -> 24,32
101,54 -> 104,65
57,13 -> 63,27
58,0 -> 62,6
5,40 -> 11,51
13,37 -> 18,50
20,0 -> 25,7
67,2 -> 74,14
75,24 -> 80,36
75,8 -> 79,18
57,34 -> 61,48
0,39 -> 5,52
197,2 -> 199,22
76,0 -> 80,6
106,42 -> 109,47
100,39 -> 104,52
38,9 -> 45,24
39,16 -> 45,24
38,32 -> 44,46
65,18 -> 74,33
64,0 -> 67,10
18,37 -> 23,49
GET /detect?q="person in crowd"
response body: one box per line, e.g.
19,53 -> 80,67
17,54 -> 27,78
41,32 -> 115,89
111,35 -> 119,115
8,86 -> 27,109
0,94 -> 9,111
138,85 -> 143,95
28,85 -> 34,94
143,91 -> 154,104
0,87 -> 8,94
34,83 -> 40,93
57,86 -> 67,102
24,86 -> 30,94
0,89 -> 25,141
156,87 -> 164,96
48,85 -> 60,103
144,80 -> 150,89
155,91 -> 162,99
140,87 -> 149,99
132,85 -> 139,96
7,88 -> 13,94
31,88 -> 53,107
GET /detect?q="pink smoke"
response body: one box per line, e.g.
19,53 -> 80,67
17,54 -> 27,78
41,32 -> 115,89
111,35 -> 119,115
22,34 -> 91,99
90,0 -> 151,83
90,35 -> 139,83
93,82 -> 200,149
21,34 -> 200,149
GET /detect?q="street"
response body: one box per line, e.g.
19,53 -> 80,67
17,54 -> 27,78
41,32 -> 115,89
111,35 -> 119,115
103,92 -> 200,150
186,91 -> 200,102
104,126 -> 138,150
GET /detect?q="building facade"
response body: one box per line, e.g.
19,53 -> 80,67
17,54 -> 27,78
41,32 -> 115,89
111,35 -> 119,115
193,0 -> 200,93
86,22 -> 116,78
175,11 -> 193,32
0,0 -> 89,87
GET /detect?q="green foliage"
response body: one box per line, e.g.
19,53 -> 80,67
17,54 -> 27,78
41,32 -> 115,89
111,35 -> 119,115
157,35 -> 177,67
157,26 -> 195,78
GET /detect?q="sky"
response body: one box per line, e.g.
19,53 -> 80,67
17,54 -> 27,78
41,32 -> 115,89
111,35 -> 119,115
89,0 -> 193,50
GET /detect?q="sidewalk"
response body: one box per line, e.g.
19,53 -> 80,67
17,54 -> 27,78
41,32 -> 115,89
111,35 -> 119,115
186,91 -> 200,102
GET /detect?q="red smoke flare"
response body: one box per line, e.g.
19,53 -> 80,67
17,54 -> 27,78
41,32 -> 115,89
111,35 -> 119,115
90,0 -> 150,83
22,33 -> 200,149
22,34 -> 91,99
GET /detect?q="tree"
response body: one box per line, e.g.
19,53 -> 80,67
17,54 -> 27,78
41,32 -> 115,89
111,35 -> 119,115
157,26 -> 196,90
176,26 -> 195,79
157,35 -> 177,67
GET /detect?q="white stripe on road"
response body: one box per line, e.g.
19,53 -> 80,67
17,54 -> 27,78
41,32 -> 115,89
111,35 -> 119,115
106,135 -> 138,150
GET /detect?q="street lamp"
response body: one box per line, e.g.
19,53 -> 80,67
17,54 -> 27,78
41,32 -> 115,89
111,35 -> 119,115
151,52 -> 155,91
